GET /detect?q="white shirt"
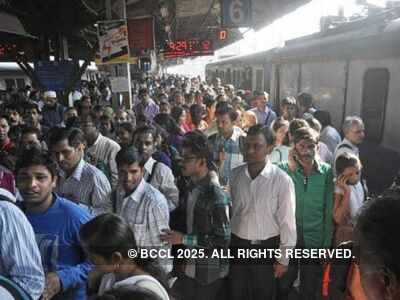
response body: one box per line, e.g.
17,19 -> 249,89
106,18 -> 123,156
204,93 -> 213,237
98,274 -> 170,300
229,162 -> 297,265
335,182 -> 365,223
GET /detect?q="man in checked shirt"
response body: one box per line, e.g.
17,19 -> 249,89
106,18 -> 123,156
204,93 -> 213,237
161,131 -> 231,300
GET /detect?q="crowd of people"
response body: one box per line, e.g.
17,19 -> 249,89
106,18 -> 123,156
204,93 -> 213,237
0,75 -> 399,300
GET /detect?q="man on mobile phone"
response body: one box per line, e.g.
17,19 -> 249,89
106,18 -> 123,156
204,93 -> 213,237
278,127 -> 334,300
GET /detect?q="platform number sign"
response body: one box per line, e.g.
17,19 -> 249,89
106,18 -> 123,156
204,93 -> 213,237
222,0 -> 251,27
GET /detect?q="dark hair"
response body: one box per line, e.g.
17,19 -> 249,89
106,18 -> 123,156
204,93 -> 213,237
281,96 -> 297,106
79,213 -> 169,293
203,95 -> 216,108
134,125 -> 157,141
139,88 -> 148,96
5,102 -> 23,114
314,110 -> 332,128
189,104 -> 204,126
292,127 -> 319,144
21,126 -> 41,138
94,286 -> 162,300
335,152 -> 361,175
154,113 -> 182,136
297,92 -> 313,107
117,122 -> 135,135
215,102 -> 236,122
115,147 -> 145,167
355,196 -> 400,281
170,106 -> 184,123
23,101 -> 40,113
289,118 -> 309,137
247,124 -> 274,146
93,105 -> 104,113
15,148 -> 58,178
79,213 -> 137,259
48,127 -> 86,149
182,130 -> 212,164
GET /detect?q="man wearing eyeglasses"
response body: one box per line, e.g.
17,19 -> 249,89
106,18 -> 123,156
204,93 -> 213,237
278,126 -> 334,300
161,131 -> 231,300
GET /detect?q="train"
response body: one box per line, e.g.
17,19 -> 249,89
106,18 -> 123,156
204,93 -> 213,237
206,10 -> 400,192
0,62 -> 99,92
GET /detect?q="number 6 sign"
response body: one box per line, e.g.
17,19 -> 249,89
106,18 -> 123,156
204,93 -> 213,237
222,0 -> 251,27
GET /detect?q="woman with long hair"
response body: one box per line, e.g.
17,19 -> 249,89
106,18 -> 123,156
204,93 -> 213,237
79,213 -> 170,300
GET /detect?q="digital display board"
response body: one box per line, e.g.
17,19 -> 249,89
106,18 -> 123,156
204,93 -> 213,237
0,43 -> 17,60
163,39 -> 214,59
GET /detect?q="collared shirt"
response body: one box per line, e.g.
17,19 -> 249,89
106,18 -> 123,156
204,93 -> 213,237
182,174 -> 231,284
86,133 -> 121,188
268,145 -> 290,164
230,162 -> 297,265
57,159 -> 112,216
0,201 -> 45,300
249,107 -> 277,127
209,126 -> 246,185
144,157 -> 179,212
114,178 -> 170,249
279,160 -> 334,248
320,125 -> 342,154
135,99 -> 159,122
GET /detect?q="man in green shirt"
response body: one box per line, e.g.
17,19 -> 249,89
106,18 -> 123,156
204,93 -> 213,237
278,126 -> 334,300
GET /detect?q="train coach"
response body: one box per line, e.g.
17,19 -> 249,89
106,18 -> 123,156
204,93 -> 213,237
207,11 -> 400,192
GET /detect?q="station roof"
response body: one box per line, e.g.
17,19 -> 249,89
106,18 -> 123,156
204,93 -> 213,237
0,0 -> 311,60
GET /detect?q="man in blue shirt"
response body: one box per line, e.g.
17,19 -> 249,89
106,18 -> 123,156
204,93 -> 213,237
16,148 -> 92,300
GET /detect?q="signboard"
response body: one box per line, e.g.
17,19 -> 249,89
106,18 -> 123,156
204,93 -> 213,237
175,0 -> 214,17
110,77 -> 129,92
162,39 -> 214,59
34,61 -> 78,92
222,0 -> 252,27
127,17 -> 155,57
97,20 -> 129,64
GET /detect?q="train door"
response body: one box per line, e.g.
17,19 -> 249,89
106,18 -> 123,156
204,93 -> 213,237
361,68 -> 389,143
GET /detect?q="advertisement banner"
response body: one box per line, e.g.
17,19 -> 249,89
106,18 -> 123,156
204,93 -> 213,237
222,0 -> 252,27
97,20 -> 129,64
127,17 -> 155,57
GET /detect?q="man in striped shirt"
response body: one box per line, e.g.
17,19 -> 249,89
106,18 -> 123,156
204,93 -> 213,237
49,127 -> 112,215
0,189 -> 45,300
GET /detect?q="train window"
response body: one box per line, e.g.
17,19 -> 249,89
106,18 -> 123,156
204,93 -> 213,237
4,79 -> 15,89
256,69 -> 263,91
226,68 -> 231,83
16,79 -> 25,89
361,68 -> 389,143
